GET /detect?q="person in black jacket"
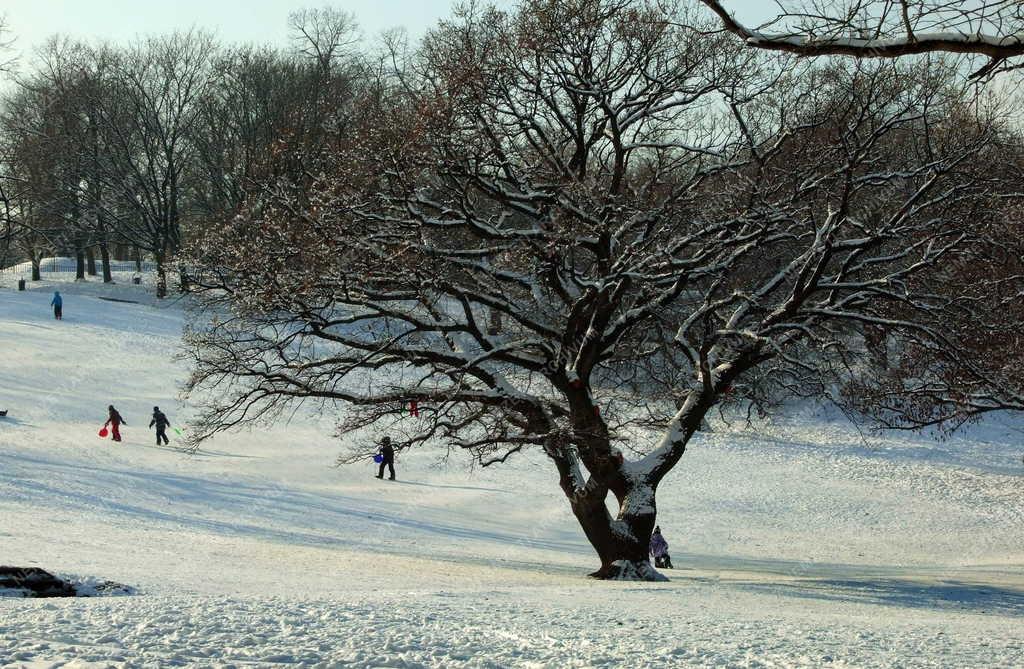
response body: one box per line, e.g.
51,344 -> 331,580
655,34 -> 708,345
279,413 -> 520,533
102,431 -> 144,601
376,436 -> 396,480
149,406 -> 171,445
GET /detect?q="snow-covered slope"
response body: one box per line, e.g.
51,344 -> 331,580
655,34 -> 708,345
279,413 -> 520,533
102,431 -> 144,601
2,277 -> 1023,667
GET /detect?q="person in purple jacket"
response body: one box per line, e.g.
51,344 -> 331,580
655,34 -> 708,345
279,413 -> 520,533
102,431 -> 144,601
650,526 -> 673,569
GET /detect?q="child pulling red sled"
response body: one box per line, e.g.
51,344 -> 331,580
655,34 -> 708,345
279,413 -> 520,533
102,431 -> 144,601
101,405 -> 126,442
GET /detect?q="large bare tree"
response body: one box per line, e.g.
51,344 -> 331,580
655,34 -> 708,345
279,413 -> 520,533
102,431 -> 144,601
183,0 -> 1001,579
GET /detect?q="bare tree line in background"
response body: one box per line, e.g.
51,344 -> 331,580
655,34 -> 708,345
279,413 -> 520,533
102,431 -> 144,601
0,15 -> 17,271
0,8 -> 362,296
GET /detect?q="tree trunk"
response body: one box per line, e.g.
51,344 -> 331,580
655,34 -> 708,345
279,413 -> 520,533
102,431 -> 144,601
86,247 -> 97,276
555,431 -> 666,581
556,387 -> 722,581
155,252 -> 167,298
99,241 -> 113,283
569,482 -> 664,581
134,246 -> 142,273
72,188 -> 85,280
31,255 -> 41,281
487,307 -> 503,336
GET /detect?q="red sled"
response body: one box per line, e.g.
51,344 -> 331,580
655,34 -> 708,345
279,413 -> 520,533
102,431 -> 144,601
98,427 -> 109,438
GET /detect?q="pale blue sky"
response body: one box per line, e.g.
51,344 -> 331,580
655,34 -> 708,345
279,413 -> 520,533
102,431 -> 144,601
2,0 -> 770,64
2,1 -> 475,61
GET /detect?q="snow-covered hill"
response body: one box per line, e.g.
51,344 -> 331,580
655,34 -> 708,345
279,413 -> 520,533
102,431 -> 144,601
2,277 -> 1023,667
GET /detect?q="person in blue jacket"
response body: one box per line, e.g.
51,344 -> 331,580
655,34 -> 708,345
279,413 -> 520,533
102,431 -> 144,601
50,291 -> 63,320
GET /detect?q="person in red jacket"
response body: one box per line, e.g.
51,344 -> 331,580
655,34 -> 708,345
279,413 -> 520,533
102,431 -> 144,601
104,405 -> 126,442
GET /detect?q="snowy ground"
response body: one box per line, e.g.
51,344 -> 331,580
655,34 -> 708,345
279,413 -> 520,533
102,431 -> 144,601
1,276 -> 1023,667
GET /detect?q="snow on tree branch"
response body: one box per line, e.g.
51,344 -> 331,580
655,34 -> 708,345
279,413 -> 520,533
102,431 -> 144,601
181,0 -> 1011,579
699,1 -> 1024,77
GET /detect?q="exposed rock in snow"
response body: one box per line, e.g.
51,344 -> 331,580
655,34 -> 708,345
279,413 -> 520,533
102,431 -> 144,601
0,567 -> 76,598
0,565 -> 132,598
0,566 -> 131,598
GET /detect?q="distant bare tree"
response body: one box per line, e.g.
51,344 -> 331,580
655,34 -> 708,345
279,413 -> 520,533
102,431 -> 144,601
31,38 -> 123,281
189,43 -> 360,228
0,14 -> 14,74
96,31 -> 217,296
288,7 -> 359,75
0,83 -> 63,279
191,46 -> 303,220
0,14 -> 20,269
0,39 -> 101,279
0,176 -> 14,270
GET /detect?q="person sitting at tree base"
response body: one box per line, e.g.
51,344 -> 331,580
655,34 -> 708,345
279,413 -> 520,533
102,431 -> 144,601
650,525 -> 673,569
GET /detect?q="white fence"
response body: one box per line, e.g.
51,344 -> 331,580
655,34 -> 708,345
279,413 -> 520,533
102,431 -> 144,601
0,257 -> 156,278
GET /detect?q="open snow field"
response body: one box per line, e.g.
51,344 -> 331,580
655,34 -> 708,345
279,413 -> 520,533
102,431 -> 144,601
2,276 -> 1023,667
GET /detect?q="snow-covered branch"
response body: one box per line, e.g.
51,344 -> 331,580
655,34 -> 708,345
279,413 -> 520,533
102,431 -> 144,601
699,0 -> 1024,78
